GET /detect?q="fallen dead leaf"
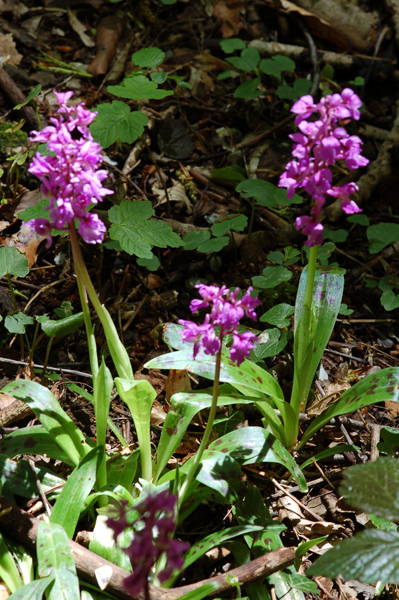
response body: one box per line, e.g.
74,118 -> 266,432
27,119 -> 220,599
213,0 -> 243,38
87,15 -> 124,76
0,33 -> 22,66
67,6 -> 95,48
164,369 -> 191,401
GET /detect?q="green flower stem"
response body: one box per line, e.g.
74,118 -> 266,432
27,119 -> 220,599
178,340 -> 223,507
69,225 -> 133,381
288,244 -> 318,448
69,225 -> 154,482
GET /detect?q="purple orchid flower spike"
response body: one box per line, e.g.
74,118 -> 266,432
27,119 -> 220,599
107,490 -> 188,596
28,90 -> 113,246
179,284 -> 261,366
278,88 -> 369,246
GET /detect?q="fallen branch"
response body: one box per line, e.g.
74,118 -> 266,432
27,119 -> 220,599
0,496 -> 295,599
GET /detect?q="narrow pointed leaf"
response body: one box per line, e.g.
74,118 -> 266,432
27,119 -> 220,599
2,380 -> 91,466
299,367 -> 399,448
50,447 -> 102,538
37,522 -> 80,600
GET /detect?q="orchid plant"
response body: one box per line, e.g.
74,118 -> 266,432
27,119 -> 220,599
147,88 -> 399,455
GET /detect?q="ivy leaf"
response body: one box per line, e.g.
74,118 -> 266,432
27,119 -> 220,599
259,55 -> 295,75
381,290 -> 399,312
307,530 -> 399,584
196,237 -> 229,253
108,200 -> 182,258
0,247 -> 29,279
19,199 -> 50,222
107,75 -> 174,100
5,312 -> 34,334
340,457 -> 399,520
260,303 -> 294,328
236,179 -> 302,207
89,102 -> 148,148
367,223 -> 399,254
233,78 -> 262,99
182,230 -> 210,251
254,328 -> 291,358
252,265 -> 292,289
131,47 -> 165,68
227,47 -> 260,71
211,214 -> 248,236
220,38 -> 246,53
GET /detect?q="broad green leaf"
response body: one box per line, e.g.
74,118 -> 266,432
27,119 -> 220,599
176,582 -> 221,600
154,392 -> 254,482
89,514 -> 131,570
208,427 -> 307,491
50,447 -> 101,538
369,513 -> 398,532
252,265 -> 292,289
183,525 -> 263,569
307,529 -> 399,584
0,246 -> 29,279
108,75 -> 174,100
323,228 -> 348,243
276,78 -> 312,101
220,38 -> 246,53
285,573 -> 318,594
7,575 -> 55,600
0,425 -> 72,464
260,303 -> 294,328
210,165 -> 246,182
367,223 -> 399,254
0,532 -> 23,592
3,380 -> 91,466
348,213 -> 370,226
188,450 -> 244,502
227,47 -> 260,71
236,179 -> 302,207
196,236 -> 229,253
145,345 -> 284,401
339,457 -> 399,520
37,522 -> 80,600
19,198 -> 50,222
40,312 -> 84,338
108,200 -> 182,258
381,290 -> 399,311
157,118 -> 194,159
254,328 -> 291,359
107,448 -> 139,488
131,47 -> 165,67
259,55 -> 295,75
115,376 -> 156,481
299,367 -> 399,449
292,267 -> 344,421
89,101 -> 148,148
211,214 -> 248,236
233,78 -> 262,99
94,359 -> 113,448
378,426 -> 399,456
182,230 -> 210,251
0,456 -> 65,499
4,312 -> 34,334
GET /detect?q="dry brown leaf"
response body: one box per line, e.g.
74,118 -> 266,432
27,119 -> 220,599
295,517 -> 346,537
279,0 -> 350,51
87,15 -> 124,76
142,273 -> 163,290
67,6 -> 95,48
164,369 -> 191,401
0,582 -> 9,599
213,1 -> 243,38
0,392 -> 17,410
2,223 -> 47,268
0,33 -> 22,66
307,380 -> 351,416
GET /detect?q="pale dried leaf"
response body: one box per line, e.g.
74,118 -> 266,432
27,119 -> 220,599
152,179 -> 192,213
67,6 -> 95,48
0,33 -> 22,66
164,369 -> 191,401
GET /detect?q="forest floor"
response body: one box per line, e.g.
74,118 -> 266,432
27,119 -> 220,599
1,0 -> 399,599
